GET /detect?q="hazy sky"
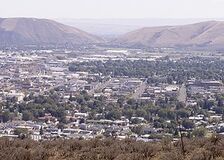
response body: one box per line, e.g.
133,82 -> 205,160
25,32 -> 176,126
1,0 -> 224,19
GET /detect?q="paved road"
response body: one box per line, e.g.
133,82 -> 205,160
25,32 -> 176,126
177,84 -> 187,103
39,79 -> 76,95
39,78 -> 112,96
88,79 -> 112,95
131,81 -> 147,99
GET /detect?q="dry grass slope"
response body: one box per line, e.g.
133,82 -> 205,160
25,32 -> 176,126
116,21 -> 224,49
0,18 -> 102,46
0,136 -> 224,160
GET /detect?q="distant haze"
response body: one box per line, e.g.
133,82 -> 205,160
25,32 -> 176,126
2,0 -> 224,36
58,18 -> 224,36
1,0 -> 224,19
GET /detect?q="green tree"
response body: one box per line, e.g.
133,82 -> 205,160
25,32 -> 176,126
22,111 -> 34,121
136,109 -> 147,118
14,128 -> 28,139
182,119 -> 195,129
192,127 -> 207,138
105,110 -> 122,120
2,111 -> 11,122
131,125 -> 144,135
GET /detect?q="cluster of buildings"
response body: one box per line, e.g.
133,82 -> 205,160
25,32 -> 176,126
186,79 -> 224,106
0,50 -> 169,141
0,49 -> 162,103
140,84 -> 179,103
1,49 -> 224,141
185,79 -> 224,135
0,114 -> 163,142
92,78 -> 145,102
0,51 -> 105,102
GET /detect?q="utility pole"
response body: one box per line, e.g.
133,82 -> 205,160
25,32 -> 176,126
176,116 -> 185,156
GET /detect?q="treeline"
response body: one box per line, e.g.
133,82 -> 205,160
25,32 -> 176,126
0,136 -> 224,160
69,58 -> 224,83
0,91 -> 74,123
1,89 -> 212,135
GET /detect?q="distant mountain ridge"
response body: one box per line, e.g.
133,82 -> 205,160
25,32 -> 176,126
0,18 -> 102,46
2,18 -> 224,50
115,21 -> 224,49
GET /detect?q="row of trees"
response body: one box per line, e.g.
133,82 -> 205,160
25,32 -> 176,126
1,87 -> 219,136
69,57 -> 224,83
0,92 -> 74,123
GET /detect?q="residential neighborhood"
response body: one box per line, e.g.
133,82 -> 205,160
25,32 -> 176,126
0,49 -> 224,142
